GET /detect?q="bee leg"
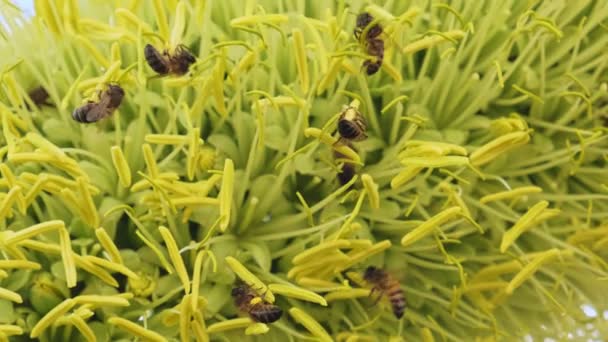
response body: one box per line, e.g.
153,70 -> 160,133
367,288 -> 384,307
332,137 -> 345,147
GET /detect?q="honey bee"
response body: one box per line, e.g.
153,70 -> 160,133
334,142 -> 357,185
231,283 -> 283,323
363,266 -> 406,319
72,84 -> 124,123
26,86 -> 51,109
337,104 -> 367,142
354,12 -> 384,75
144,44 -> 196,76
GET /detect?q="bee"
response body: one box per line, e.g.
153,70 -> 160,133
72,84 -> 124,124
144,44 -> 196,76
354,12 -> 385,75
334,142 -> 357,185
231,283 -> 283,323
354,12 -> 382,40
26,86 -> 51,109
337,104 -> 367,142
363,266 -> 406,319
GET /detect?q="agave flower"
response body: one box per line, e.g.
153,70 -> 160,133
0,0 -> 607,341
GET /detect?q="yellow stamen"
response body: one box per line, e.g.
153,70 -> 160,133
506,249 -> 571,294
403,140 -> 468,156
391,166 -> 424,189
58,227 -> 77,288
191,311 -> 209,342
3,220 -> 64,245
480,186 -> 542,204
292,240 -> 351,264
151,0 -> 169,41
187,128 -> 201,180
225,256 -> 274,302
317,57 -> 343,95
399,156 -> 470,168
361,174 -> 380,209
402,30 -> 465,55
207,318 -> 252,333
288,253 -> 350,279
289,307 -> 333,342
191,250 -> 206,312
268,283 -> 327,306
30,299 -> 76,338
421,327 -> 435,342
245,323 -> 269,335
108,317 -> 167,342
159,226 -> 190,293
401,207 -> 462,247
0,165 -> 25,214
180,294 -> 192,342
219,159 -> 235,232
500,201 -> 549,253
171,197 -> 220,206
169,2 -> 186,47
292,28 -> 309,94
77,177 -> 99,228
70,315 -> 95,342
470,131 -> 530,167
74,294 -> 130,307
336,240 -> 392,272
567,225 -> 608,245
95,228 -> 123,264
142,144 -> 160,178
230,14 -> 288,26
85,256 -> 139,279
0,287 -> 22,303
304,128 -> 361,163
0,186 -> 21,219
0,325 -> 22,337
0,260 -> 41,270
110,146 -> 132,188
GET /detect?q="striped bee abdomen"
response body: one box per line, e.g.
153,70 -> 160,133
144,44 -> 169,75
250,303 -> 283,323
71,103 -> 97,123
338,120 -> 361,140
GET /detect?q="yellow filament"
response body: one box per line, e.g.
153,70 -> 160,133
108,317 -> 167,342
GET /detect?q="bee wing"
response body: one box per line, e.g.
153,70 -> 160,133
86,96 -> 112,122
82,105 -> 105,123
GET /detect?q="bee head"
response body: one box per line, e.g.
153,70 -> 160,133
363,266 -> 379,280
231,284 -> 247,298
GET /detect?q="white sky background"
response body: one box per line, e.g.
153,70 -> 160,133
8,0 -> 34,16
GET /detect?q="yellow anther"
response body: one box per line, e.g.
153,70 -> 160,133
480,186 -> 542,204
500,201 -> 549,253
289,308 -> 333,342
268,283 -> 327,306
219,159 -> 235,232
401,207 -> 462,247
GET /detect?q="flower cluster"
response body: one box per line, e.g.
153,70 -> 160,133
0,0 -> 607,341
